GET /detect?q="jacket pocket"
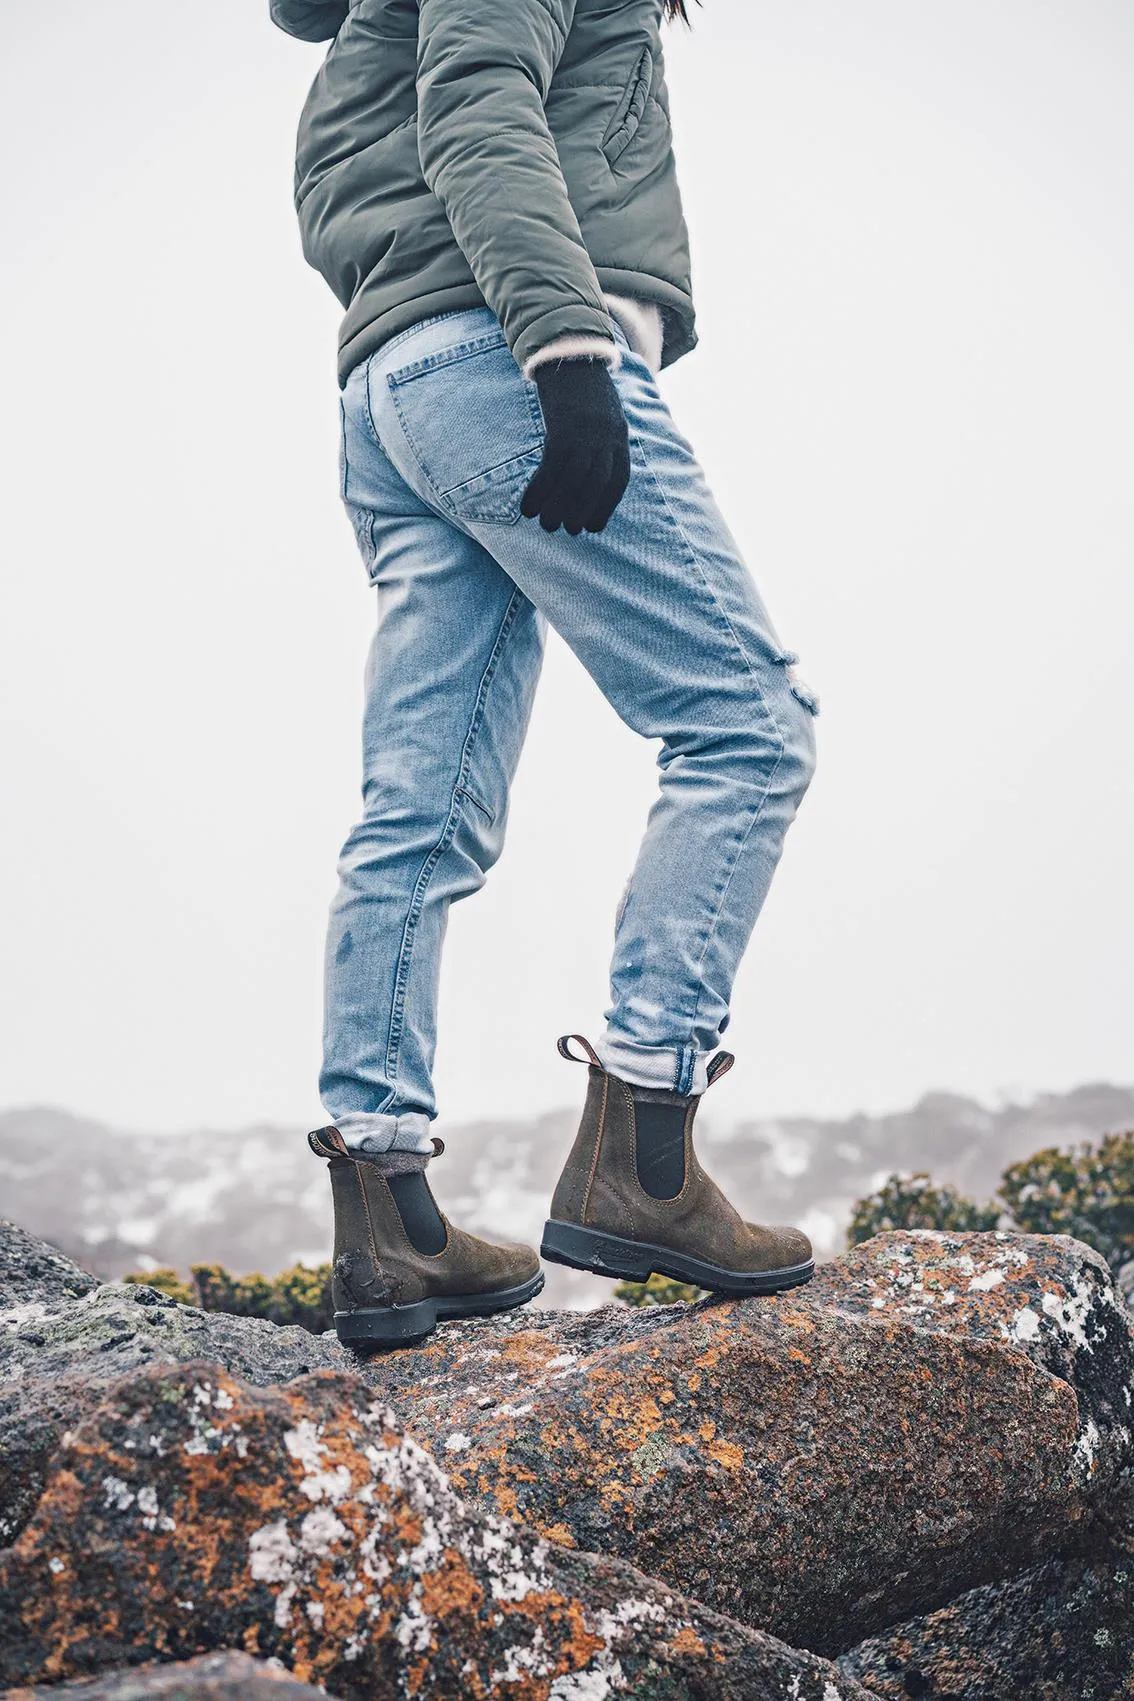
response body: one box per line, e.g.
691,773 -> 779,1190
385,333 -> 546,526
601,44 -> 654,166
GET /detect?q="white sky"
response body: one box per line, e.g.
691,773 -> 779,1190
1,0 -> 1131,1138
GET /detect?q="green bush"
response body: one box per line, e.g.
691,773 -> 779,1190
122,1267 -> 194,1306
615,1272 -> 705,1307
848,1130 -> 1134,1268
848,1172 -> 1001,1246
124,1261 -> 334,1334
999,1131 -> 1134,1273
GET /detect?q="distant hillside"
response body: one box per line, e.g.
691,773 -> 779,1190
3,1082 -> 1132,1308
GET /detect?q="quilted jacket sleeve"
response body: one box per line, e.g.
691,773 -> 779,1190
416,0 -> 619,378
270,0 -> 348,43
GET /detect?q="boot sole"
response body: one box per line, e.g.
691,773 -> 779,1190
335,1269 -> 545,1352
540,1219 -> 814,1297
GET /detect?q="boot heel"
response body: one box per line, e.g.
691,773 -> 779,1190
540,1220 -> 653,1282
334,1297 -> 439,1350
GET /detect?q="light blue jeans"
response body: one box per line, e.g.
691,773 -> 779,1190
323,306 -> 817,1155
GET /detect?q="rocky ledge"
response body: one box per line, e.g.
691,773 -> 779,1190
1,1219 -> 1131,1699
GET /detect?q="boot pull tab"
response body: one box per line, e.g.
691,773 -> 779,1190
557,1033 -> 603,1067
308,1125 -> 350,1160
706,1050 -> 736,1088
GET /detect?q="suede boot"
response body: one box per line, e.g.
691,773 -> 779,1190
541,1035 -> 814,1295
309,1126 -> 543,1348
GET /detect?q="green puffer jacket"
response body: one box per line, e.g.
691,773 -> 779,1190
271,0 -> 696,387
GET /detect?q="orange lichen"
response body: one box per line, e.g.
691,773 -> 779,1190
418,1550 -> 486,1621
490,1482 -> 521,1518
540,1522 -> 577,1549
708,1438 -> 744,1472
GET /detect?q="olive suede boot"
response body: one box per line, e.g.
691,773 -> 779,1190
541,1036 -> 814,1295
309,1126 -> 543,1349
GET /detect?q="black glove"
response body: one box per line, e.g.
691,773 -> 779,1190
521,357 -> 631,536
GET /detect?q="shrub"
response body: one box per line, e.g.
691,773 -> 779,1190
615,1272 -> 705,1307
848,1172 -> 1000,1246
124,1261 -> 334,1334
122,1267 -> 194,1306
999,1131 -> 1134,1272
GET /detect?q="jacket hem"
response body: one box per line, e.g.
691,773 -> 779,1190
336,274 -> 695,390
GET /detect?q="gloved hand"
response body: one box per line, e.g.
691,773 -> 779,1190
521,357 -> 631,536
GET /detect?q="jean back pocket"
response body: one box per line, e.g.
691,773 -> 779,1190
384,332 -> 546,525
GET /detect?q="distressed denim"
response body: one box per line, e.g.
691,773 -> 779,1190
323,306 -> 817,1154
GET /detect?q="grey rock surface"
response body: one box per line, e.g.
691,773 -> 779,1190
0,1221 -> 98,1313
838,1531 -> 1134,1700
0,1650 -> 327,1699
0,1239 -> 346,1544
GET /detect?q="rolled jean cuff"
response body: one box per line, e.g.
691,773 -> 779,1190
327,1109 -> 435,1156
593,1031 -> 711,1097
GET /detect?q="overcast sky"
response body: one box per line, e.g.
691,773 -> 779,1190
1,0 -> 1131,1140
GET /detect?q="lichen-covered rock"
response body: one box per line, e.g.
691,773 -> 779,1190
837,1530 -> 1134,1700
370,1232 -> 1134,1652
0,1221 -> 98,1313
4,1221 -> 1130,1678
0,1261 -> 346,1543
0,1362 -> 869,1701
817,1230 -> 1134,1487
1,1649 -> 327,1698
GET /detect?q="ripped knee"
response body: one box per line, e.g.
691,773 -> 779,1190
774,648 -> 820,719
773,648 -> 819,791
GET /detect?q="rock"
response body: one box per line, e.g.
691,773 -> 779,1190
0,1251 -> 347,1543
1,1650 -> 327,1698
4,1221 -> 1130,1673
817,1230 -> 1134,1487
369,1231 -> 1134,1652
0,1221 -> 98,1312
838,1531 -> 1134,1700
0,1361 -> 869,1701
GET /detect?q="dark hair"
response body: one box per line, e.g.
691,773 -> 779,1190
663,0 -> 700,22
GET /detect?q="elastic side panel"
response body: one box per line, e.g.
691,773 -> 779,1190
387,1171 -> 447,1256
633,1098 -> 688,1200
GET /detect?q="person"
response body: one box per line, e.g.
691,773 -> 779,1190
273,0 -> 820,1348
